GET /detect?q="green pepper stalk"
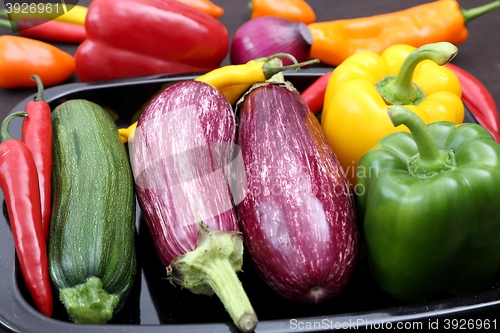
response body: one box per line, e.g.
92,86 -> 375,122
356,106 -> 500,302
388,106 -> 457,179
375,42 -> 458,105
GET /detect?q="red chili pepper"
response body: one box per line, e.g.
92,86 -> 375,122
0,18 -> 86,44
446,63 -> 500,142
22,75 -> 52,242
300,71 -> 331,114
0,111 -> 52,317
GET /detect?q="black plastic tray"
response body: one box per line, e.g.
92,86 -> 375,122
1,69 -> 499,333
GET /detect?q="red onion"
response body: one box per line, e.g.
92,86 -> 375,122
230,16 -> 313,66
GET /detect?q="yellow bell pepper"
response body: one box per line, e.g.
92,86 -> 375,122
322,42 -> 463,186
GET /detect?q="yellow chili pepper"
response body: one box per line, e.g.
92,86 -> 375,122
321,42 -> 463,186
195,60 -> 271,89
118,54 -> 319,143
1,3 -> 88,25
219,84 -> 254,105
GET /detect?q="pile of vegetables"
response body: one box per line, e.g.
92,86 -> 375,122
1,0 -> 500,332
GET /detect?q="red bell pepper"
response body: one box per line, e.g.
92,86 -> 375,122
75,0 -> 229,82
0,111 -> 52,317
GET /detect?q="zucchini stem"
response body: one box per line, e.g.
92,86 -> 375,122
59,276 -> 120,324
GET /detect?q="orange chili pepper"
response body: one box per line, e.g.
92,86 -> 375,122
249,0 -> 315,24
0,35 -> 75,89
308,0 -> 500,66
175,0 -> 224,18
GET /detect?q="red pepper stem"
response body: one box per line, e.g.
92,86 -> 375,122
462,1 -> 500,24
1,111 -> 28,141
31,75 -> 45,101
376,42 -> 458,106
388,106 -> 456,179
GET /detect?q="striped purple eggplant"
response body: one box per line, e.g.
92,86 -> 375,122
129,80 -> 257,332
236,79 -> 359,303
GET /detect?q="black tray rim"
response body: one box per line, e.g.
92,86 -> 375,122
1,69 -> 499,333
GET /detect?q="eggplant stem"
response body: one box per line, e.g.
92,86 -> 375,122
167,222 -> 258,333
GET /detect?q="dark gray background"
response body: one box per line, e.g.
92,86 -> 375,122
0,0 -> 499,332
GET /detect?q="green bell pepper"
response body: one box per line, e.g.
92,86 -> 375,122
356,105 -> 500,303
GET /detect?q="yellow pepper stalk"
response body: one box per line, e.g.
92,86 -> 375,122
1,3 -> 87,25
322,42 -> 463,186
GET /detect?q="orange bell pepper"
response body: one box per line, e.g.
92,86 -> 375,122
249,0 -> 315,24
176,0 -> 224,18
0,35 -> 75,89
308,0 -> 500,66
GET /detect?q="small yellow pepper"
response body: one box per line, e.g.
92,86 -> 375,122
322,42 -> 463,186
195,60 -> 273,89
118,54 -> 319,143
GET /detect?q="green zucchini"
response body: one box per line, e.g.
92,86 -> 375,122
49,99 -> 136,324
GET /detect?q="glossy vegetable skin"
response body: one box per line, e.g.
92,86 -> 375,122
230,16 -> 312,66
130,81 -> 257,332
299,66 -> 500,143
118,55 -> 318,143
236,78 -> 358,303
308,0 -> 500,66
21,75 -> 52,242
322,42 -> 463,185
0,35 -> 75,88
249,0 -> 316,24
445,63 -> 500,142
300,71 -> 331,114
49,100 -> 136,324
0,111 -> 52,317
132,81 -> 239,265
357,106 -> 500,302
0,18 -> 86,43
75,0 -> 229,82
